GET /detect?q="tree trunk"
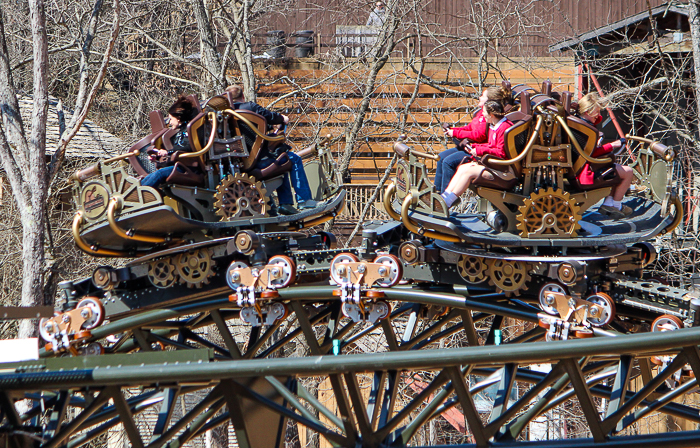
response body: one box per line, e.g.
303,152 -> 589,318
190,0 -> 224,96
337,4 -> 400,179
16,0 -> 50,339
689,1 -> 700,119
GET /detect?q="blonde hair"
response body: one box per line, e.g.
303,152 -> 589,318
577,92 -> 607,115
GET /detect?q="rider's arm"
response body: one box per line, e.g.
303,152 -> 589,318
248,102 -> 286,126
472,119 -> 511,159
451,110 -> 488,143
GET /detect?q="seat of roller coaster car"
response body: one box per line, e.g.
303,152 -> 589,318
227,109 -> 292,177
469,113 -> 531,191
565,115 -> 621,192
204,94 -> 231,111
248,152 -> 294,182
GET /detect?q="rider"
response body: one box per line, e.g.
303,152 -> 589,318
226,85 -> 317,215
141,96 -> 199,188
574,93 -> 634,219
440,101 -> 512,208
436,85 -> 512,193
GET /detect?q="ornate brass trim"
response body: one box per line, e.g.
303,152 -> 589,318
72,212 -> 130,257
400,191 -> 462,243
555,115 -> 612,164
107,196 -> 171,244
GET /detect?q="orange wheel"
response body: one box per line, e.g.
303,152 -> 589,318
77,298 -> 105,330
268,255 -> 296,288
373,254 -> 403,287
261,290 -> 280,299
39,312 -> 61,341
81,342 -> 104,356
585,292 -> 615,327
366,290 -> 385,298
75,330 -> 92,340
373,301 -> 392,321
651,314 -> 684,332
574,329 -> 594,338
330,253 -> 359,285
273,303 -> 289,322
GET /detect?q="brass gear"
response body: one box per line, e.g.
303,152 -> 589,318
214,173 -> 268,221
457,255 -> 488,284
516,187 -> 581,238
487,258 -> 531,296
148,258 -> 178,289
175,248 -> 216,288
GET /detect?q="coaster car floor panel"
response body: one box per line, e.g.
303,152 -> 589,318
78,190 -> 346,252
403,197 -> 671,248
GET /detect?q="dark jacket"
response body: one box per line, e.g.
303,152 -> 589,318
155,125 -> 192,168
232,101 -> 286,127
232,101 -> 288,158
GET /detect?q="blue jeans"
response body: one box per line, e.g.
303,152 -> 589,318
141,166 -> 176,188
288,152 -> 313,203
435,147 -> 467,193
257,152 -> 313,205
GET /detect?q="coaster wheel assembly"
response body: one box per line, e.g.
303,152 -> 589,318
175,248 -> 216,288
487,258 -> 531,296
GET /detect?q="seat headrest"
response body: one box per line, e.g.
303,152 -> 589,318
506,111 -> 531,123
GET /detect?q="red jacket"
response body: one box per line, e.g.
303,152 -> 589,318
472,118 -> 512,159
578,142 -> 615,185
451,110 -> 488,143
576,115 -> 614,185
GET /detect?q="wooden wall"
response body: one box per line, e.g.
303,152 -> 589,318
252,0 -> 670,59
254,58 -> 576,183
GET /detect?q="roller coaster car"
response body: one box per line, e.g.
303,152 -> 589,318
70,93 -> 345,257
386,83 -> 682,248
381,81 -> 691,327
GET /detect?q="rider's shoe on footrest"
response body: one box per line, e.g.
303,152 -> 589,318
279,204 -> 299,215
599,204 -> 633,219
298,199 -> 319,209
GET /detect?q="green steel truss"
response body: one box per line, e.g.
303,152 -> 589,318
2,287 -> 700,447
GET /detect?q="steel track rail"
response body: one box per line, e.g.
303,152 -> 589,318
7,327 -> 700,390
3,328 -> 700,448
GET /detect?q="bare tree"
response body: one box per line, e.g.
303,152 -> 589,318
0,0 -> 119,338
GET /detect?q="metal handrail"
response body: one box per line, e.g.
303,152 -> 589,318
222,109 -> 286,143
661,195 -> 683,235
400,190 -> 461,243
72,212 -> 130,257
382,182 -> 402,221
487,115 -> 544,166
178,112 -> 218,159
555,115 -> 612,164
107,196 -> 172,244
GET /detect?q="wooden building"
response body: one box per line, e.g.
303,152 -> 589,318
251,0 -> 670,59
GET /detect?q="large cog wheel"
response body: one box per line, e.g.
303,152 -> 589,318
148,258 -> 178,288
214,173 -> 268,221
487,258 -> 531,296
457,255 -> 488,284
175,248 -> 216,288
516,187 -> 581,238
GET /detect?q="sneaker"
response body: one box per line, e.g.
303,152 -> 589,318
599,204 -> 633,219
297,199 -> 319,209
279,204 -> 299,215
